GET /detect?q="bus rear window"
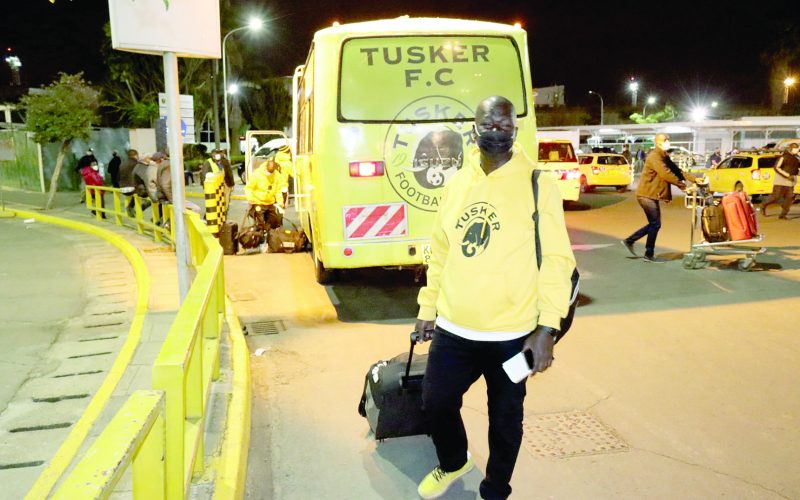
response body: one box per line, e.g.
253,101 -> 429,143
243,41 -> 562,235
539,143 -> 576,162
339,35 -> 526,122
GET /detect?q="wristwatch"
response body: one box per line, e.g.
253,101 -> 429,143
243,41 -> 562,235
537,326 -> 560,341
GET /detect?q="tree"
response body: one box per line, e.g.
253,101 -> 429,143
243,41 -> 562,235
240,78 -> 292,132
100,23 -> 215,131
20,73 -> 99,210
629,104 -> 677,124
761,21 -> 800,111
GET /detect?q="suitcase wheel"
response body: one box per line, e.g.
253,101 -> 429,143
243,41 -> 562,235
682,251 -> 706,270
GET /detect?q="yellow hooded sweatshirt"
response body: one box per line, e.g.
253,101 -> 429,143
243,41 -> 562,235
417,146 -> 576,336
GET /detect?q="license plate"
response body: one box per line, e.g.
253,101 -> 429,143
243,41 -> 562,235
420,243 -> 432,265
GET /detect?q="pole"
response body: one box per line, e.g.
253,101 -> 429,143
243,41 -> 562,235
212,60 -> 220,149
589,91 -> 604,126
222,27 -> 248,159
163,52 -> 191,302
222,37 -> 230,158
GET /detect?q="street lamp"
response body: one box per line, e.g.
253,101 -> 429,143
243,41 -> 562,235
690,106 -> 708,122
628,79 -> 639,106
784,77 -> 796,105
642,96 -> 656,117
223,18 -> 263,157
588,90 -> 604,125
5,53 -> 21,86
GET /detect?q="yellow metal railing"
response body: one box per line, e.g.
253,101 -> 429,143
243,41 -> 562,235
85,186 -> 176,244
49,209 -> 226,499
151,212 -> 225,499
53,391 -> 166,500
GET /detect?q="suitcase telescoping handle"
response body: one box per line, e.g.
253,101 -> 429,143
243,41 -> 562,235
406,331 -> 421,379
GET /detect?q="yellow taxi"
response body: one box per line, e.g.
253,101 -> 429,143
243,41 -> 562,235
705,150 -> 800,197
576,153 -> 633,193
536,139 -> 581,201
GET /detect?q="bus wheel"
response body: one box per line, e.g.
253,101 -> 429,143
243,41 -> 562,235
313,249 -> 333,284
309,224 -> 334,284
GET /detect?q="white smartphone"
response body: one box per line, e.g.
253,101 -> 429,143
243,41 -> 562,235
502,350 -> 534,383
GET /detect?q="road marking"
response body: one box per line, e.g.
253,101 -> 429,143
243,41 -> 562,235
708,280 -> 733,293
571,244 -> 614,251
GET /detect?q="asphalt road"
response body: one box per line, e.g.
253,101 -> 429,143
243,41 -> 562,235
227,191 -> 800,499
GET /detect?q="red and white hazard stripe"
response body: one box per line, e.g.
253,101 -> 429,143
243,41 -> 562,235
343,203 -> 408,240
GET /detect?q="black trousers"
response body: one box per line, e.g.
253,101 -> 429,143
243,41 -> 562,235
761,184 -> 795,217
422,327 -> 527,500
625,196 -> 662,258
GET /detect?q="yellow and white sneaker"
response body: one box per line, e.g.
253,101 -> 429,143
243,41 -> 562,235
417,454 -> 474,499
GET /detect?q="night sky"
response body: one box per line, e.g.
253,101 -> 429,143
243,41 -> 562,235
3,0 -> 797,109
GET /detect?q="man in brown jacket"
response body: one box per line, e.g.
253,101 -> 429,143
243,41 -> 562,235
622,133 -> 695,263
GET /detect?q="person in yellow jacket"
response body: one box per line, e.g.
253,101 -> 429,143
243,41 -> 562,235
274,145 -> 293,206
245,158 -> 286,230
414,96 -> 576,500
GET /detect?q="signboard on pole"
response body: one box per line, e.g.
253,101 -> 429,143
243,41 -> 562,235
158,93 -> 195,144
108,0 -> 220,58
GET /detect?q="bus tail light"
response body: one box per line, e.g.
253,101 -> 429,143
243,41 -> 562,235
349,161 -> 385,177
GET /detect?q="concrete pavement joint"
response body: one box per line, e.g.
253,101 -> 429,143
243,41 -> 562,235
635,447 -> 791,499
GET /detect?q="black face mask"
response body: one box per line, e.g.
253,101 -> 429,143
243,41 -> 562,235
476,129 -> 514,155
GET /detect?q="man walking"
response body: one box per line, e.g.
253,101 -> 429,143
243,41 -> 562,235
415,96 -> 576,500
622,133 -> 692,263
761,142 -> 799,219
107,150 -> 122,188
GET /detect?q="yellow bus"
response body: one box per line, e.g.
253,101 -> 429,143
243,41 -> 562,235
293,17 -> 538,282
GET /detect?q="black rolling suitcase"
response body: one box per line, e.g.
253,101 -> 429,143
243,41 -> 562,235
701,203 -> 728,243
358,332 -> 428,440
219,221 -> 239,255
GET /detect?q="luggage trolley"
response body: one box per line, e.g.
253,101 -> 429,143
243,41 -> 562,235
682,182 -> 766,271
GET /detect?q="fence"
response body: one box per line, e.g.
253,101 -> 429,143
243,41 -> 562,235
84,186 -> 176,245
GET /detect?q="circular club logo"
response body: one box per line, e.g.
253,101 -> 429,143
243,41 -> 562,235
456,202 -> 500,258
383,96 -> 475,212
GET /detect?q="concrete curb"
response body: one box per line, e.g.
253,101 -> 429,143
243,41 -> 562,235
11,209 -> 152,499
213,298 -> 252,500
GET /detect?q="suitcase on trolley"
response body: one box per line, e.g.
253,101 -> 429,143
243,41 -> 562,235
358,332 -> 427,440
721,192 -> 758,241
219,221 -> 239,255
701,204 -> 729,242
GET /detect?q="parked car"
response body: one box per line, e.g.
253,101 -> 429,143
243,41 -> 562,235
704,151 -> 800,199
577,153 -> 633,193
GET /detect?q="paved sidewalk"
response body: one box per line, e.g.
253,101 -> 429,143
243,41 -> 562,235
0,189 -> 228,497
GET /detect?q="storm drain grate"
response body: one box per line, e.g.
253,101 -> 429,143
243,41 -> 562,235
0,461 -> 45,470
522,411 -> 629,459
53,370 -> 103,378
79,336 -> 119,342
33,394 -> 89,403
68,352 -> 112,359
10,422 -> 72,433
84,322 -> 124,329
244,319 -> 285,336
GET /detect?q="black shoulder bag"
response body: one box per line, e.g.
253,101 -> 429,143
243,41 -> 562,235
532,169 -> 580,343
